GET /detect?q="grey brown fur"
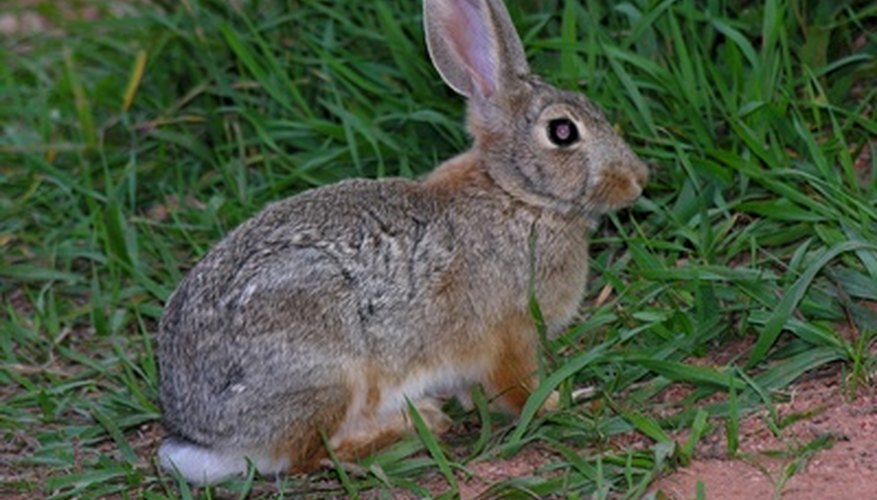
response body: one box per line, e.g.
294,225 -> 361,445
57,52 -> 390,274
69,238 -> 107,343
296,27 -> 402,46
158,0 -> 648,484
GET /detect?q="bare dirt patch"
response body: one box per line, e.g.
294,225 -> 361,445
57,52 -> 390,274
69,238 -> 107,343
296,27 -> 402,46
652,368 -> 877,499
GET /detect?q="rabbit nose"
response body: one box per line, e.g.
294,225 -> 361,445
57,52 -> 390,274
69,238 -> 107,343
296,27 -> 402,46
632,159 -> 649,190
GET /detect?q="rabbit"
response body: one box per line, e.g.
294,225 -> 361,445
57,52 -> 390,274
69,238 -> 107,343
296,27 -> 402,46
157,0 -> 648,486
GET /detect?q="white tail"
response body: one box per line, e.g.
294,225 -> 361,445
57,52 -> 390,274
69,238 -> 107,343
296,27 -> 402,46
158,438 -> 289,485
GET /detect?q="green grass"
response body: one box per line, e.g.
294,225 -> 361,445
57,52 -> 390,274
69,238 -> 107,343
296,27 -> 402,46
1,0 -> 876,497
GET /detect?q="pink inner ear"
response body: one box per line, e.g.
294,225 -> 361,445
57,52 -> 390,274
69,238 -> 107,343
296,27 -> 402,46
444,0 -> 498,98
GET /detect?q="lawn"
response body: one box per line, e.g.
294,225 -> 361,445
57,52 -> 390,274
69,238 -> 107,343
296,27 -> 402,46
1,0 -> 876,497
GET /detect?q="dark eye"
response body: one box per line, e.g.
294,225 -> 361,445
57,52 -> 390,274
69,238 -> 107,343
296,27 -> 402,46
547,118 -> 580,147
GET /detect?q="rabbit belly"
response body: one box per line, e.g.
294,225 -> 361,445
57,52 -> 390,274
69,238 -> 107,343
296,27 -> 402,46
158,437 -> 289,485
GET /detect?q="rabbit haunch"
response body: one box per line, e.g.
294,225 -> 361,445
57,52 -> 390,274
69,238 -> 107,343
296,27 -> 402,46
157,0 -> 647,485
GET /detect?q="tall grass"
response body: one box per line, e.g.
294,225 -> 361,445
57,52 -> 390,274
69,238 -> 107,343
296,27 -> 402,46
1,0 -> 875,496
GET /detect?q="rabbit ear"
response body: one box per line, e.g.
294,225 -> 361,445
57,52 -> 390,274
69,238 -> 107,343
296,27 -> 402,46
423,0 -> 529,101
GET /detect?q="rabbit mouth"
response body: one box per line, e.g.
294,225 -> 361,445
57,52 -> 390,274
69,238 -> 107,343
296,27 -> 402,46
589,164 -> 648,212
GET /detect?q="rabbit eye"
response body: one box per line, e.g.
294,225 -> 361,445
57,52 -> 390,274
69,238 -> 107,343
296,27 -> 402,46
547,118 -> 579,147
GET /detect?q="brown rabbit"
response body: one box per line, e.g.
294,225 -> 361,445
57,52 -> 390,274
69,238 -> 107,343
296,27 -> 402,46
157,0 -> 648,484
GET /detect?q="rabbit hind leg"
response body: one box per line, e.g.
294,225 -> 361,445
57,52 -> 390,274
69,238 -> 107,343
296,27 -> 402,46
328,364 -> 452,460
271,384 -> 351,474
158,387 -> 347,483
330,396 -> 451,461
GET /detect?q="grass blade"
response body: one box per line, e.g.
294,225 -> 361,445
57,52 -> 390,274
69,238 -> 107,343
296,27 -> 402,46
747,240 -> 877,367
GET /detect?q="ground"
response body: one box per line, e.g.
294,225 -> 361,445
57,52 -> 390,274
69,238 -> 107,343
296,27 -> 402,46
7,358 -> 876,498
654,367 -> 877,499
397,364 -> 877,499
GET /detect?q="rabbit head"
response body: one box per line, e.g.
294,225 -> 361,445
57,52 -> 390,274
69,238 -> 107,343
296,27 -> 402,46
424,0 -> 648,215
